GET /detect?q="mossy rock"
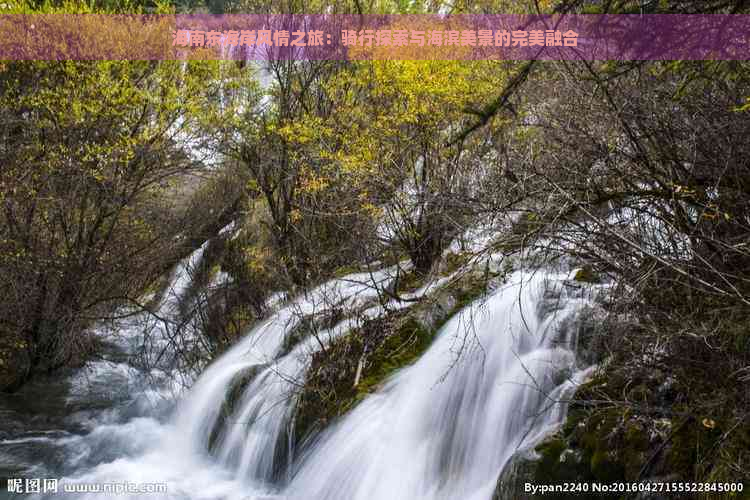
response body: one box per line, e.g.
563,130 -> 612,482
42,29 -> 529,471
281,308 -> 345,357
573,266 -> 601,284
355,316 -> 433,395
292,264 -> 505,447
526,366 -> 750,499
207,364 -> 266,452
442,252 -> 472,274
292,311 -> 435,445
495,433 -> 597,500
396,269 -> 424,294
494,447 -> 539,500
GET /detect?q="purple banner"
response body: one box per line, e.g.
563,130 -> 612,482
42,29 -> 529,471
0,14 -> 748,60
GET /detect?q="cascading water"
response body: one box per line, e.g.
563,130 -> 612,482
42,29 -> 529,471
284,270 -> 591,500
0,242 -> 213,499
4,249 -> 598,500
171,267 -> 400,487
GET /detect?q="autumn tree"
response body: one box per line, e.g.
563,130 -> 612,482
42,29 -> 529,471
0,60 -> 232,390
310,57 -> 508,274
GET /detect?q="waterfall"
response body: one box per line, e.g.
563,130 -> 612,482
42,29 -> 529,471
19,260 -> 595,500
283,270 -> 589,500
67,241 -> 212,409
173,267 -> 399,485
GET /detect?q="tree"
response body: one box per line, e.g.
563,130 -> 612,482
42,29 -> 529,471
0,60 -> 228,390
316,58 -> 508,274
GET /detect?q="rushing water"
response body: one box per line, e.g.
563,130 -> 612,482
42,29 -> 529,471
1,247 -> 595,500
284,270 -> 591,500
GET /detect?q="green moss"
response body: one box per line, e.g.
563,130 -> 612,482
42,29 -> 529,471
522,374 -> 659,488
333,264 -> 361,278
223,304 -> 256,341
353,317 -> 432,397
294,313 -> 437,445
396,269 -> 424,294
525,433 -> 601,499
443,252 -> 471,274
292,264 -> 513,450
574,266 -> 600,284
528,364 -> 750,498
535,435 -> 567,472
621,421 -> 650,478
207,365 -> 264,451
590,449 -> 625,482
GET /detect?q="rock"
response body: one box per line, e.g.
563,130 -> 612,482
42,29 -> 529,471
414,292 -> 457,332
573,266 -> 601,284
207,363 -> 267,452
571,305 -> 609,366
494,447 -> 539,500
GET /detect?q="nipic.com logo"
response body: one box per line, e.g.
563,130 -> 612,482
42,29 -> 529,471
6,478 -> 58,495
5,478 -> 168,495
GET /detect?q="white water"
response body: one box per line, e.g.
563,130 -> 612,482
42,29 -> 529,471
18,252 -> 595,500
284,270 -> 589,500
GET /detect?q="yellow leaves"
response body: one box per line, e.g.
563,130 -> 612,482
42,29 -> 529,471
735,97 -> 750,113
275,115 -> 335,152
326,59 -> 504,165
537,0 -> 555,10
347,59 -> 503,134
243,245 -> 271,274
278,122 -> 315,145
294,59 -> 508,228
91,170 -> 105,183
361,202 -> 383,218
246,178 -> 260,193
702,418 -> 717,429
299,173 -> 330,194
672,184 -> 697,197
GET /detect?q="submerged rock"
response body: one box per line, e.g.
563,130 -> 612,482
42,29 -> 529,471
207,363 -> 267,452
494,446 -> 539,500
573,266 -> 601,284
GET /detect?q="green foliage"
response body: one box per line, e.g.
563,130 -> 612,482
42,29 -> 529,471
528,361 -> 750,499
573,266 -> 600,284
292,265 -> 497,445
2,0 -> 175,14
0,59 -> 243,388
